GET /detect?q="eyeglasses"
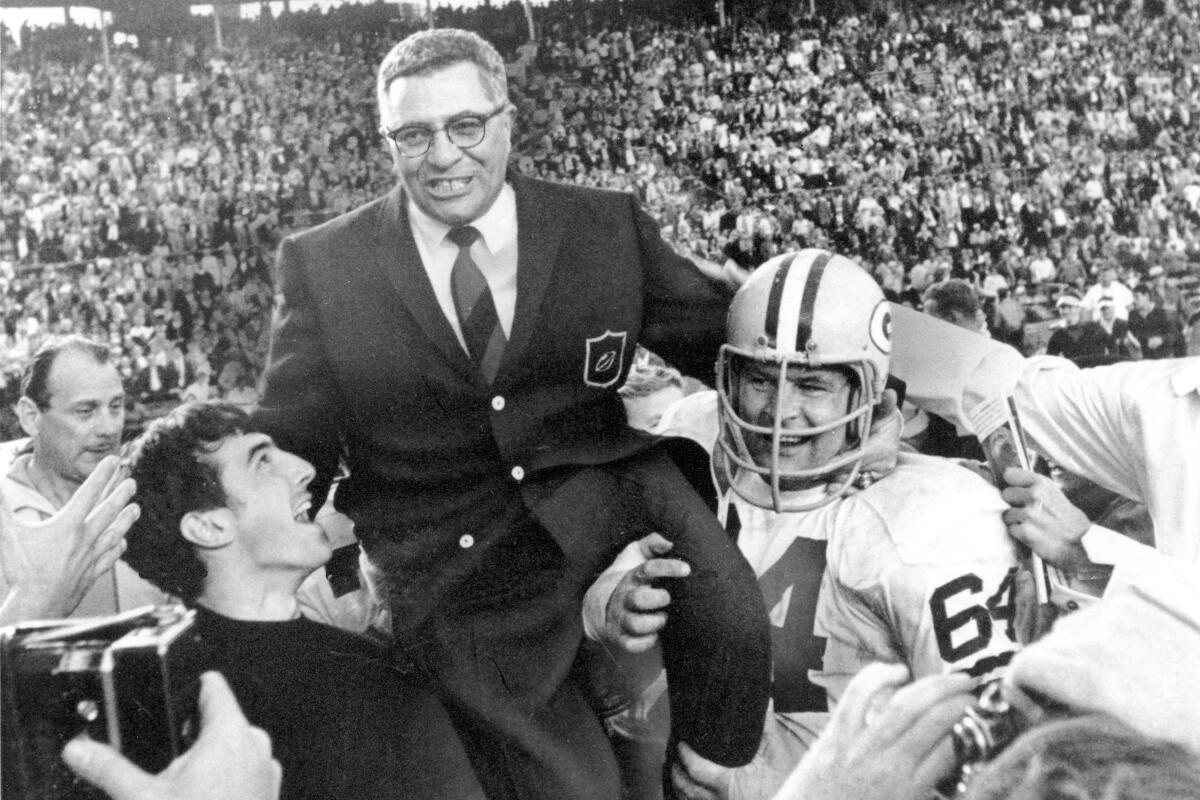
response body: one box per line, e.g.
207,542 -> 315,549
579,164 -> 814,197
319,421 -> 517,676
381,105 -> 508,158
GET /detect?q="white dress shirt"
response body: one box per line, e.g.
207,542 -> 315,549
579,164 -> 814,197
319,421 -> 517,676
408,185 -> 518,353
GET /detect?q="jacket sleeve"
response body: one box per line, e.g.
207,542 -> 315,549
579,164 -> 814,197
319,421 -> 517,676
632,195 -> 734,384
252,234 -> 345,509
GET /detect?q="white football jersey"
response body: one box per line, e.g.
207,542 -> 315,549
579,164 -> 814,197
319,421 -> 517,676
810,452 -> 1022,702
658,393 -> 1022,709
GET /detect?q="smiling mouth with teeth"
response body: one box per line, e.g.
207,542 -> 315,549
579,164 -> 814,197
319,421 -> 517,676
761,432 -> 811,447
429,177 -> 471,192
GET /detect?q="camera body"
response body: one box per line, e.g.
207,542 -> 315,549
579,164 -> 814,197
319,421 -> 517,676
947,679 -> 1034,795
1,605 -> 205,800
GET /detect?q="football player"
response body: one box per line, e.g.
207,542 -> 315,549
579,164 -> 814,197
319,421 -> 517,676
587,250 -> 1026,800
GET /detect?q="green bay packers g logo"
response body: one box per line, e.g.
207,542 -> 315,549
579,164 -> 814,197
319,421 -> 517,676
869,300 -> 892,355
583,330 -> 628,388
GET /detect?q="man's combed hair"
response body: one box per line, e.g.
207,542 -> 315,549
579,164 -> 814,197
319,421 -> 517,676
619,362 -> 684,400
964,715 -> 1200,800
121,402 -> 253,603
22,335 -> 111,409
377,28 -> 508,111
923,279 -> 981,323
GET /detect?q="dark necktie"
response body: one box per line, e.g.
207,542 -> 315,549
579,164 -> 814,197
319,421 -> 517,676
447,226 -> 505,382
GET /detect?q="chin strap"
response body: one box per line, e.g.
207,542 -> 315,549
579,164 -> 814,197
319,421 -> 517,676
823,393 -> 904,498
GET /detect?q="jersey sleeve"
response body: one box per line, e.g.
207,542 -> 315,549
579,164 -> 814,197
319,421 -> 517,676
810,567 -> 900,705
814,464 -> 1022,704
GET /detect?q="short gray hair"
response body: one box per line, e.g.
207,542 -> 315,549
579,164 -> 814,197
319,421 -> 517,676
377,28 -> 508,113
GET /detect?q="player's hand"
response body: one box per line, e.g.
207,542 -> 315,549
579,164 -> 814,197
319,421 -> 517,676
772,663 -> 973,800
604,533 -> 690,653
828,388 -> 902,495
670,716 -> 802,800
1000,467 -> 1091,574
671,741 -> 734,800
63,672 -> 282,800
1006,593 -> 1200,753
0,456 -> 139,624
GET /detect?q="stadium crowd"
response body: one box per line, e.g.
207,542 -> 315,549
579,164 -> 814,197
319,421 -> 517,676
2,3 -> 1200,800
3,0 -> 1200,439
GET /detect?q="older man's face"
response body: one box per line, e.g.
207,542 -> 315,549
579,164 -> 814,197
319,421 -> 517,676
26,350 -> 125,487
381,61 -> 513,226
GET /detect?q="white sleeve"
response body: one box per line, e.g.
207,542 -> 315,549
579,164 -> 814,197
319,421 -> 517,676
810,571 -> 899,706
1082,525 -> 1200,624
1005,356 -> 1147,502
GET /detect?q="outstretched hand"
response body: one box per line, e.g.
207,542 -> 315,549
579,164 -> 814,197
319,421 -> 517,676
604,533 -> 691,653
772,663 -> 973,800
63,671 -> 282,800
0,455 -> 140,624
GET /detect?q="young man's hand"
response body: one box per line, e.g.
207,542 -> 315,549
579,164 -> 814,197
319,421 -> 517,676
63,672 -> 282,800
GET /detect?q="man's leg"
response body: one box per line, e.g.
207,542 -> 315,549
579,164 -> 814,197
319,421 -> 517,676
373,520 -> 622,800
528,448 -> 773,768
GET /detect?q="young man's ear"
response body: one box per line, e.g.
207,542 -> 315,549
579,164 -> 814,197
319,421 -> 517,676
180,509 -> 235,549
15,396 -> 40,439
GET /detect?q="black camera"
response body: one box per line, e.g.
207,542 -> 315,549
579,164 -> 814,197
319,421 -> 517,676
1,605 -> 205,799
946,679 -> 1036,796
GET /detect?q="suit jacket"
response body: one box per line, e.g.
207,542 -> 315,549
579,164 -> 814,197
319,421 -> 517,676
254,175 -> 733,625
1128,306 -> 1176,358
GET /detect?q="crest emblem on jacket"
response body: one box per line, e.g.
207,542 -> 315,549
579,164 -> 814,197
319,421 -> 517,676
583,330 -> 627,388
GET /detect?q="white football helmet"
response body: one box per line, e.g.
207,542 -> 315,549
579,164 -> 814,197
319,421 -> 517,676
715,249 -> 892,511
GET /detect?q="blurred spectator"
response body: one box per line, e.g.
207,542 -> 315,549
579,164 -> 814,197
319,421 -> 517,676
923,279 -> 987,334
1082,267 -> 1134,321
992,286 -> 1026,350
1046,292 -> 1115,366
1128,284 -> 1177,359
5,0 -> 1200,422
1095,296 -> 1141,359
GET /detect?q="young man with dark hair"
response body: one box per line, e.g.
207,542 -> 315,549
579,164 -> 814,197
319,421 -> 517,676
121,402 -> 481,800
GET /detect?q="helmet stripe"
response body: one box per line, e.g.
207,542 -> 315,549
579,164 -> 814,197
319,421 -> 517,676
764,252 -> 798,346
795,250 -> 833,350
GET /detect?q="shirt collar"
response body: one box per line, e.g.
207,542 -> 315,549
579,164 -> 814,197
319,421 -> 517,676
407,183 -> 517,255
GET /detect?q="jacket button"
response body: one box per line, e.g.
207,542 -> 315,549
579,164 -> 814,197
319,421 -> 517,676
492,396 -> 505,411
459,534 -> 475,549
510,466 -> 525,481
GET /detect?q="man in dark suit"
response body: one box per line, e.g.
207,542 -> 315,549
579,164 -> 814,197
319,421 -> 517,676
254,28 -> 770,800
1128,283 -> 1177,359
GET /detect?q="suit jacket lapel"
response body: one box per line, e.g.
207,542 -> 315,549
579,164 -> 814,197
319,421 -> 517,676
373,186 -> 475,376
506,175 -> 566,374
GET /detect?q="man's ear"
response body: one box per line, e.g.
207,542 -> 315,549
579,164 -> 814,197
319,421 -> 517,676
15,396 -> 40,439
180,509 -> 235,549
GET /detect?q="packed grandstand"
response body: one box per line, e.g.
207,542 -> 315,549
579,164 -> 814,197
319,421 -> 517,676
2,0 -> 1200,439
